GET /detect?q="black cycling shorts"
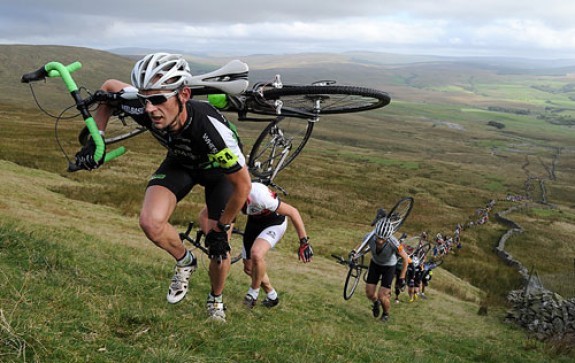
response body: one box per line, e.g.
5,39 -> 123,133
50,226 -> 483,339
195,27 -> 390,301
407,265 -> 423,287
366,261 -> 395,289
148,157 -> 233,220
421,270 -> 432,286
243,214 -> 286,259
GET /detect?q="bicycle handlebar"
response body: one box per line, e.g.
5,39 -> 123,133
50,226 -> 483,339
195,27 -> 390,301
21,61 -> 126,171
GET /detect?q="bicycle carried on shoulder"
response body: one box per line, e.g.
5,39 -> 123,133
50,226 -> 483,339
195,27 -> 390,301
332,196 -> 414,300
402,235 -> 431,268
73,59 -> 391,187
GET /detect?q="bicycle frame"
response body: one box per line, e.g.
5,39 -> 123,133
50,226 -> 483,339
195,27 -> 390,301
179,221 -> 243,265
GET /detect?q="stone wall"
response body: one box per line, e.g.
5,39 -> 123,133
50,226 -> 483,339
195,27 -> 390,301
506,288 -> 575,340
493,206 -> 575,339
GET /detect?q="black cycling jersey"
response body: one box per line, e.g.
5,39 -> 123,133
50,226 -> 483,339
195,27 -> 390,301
119,98 -> 245,173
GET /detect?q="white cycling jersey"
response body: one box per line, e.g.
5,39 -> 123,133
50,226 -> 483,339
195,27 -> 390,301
243,182 -> 280,216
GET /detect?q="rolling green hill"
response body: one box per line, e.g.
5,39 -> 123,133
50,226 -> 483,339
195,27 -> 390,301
1,45 -> 575,361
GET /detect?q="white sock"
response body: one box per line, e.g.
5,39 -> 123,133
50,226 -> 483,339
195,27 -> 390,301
248,287 -> 260,300
267,289 -> 278,300
176,250 -> 194,267
208,293 -> 223,303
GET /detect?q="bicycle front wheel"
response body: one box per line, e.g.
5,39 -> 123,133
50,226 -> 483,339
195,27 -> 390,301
248,116 -> 314,179
343,255 -> 365,300
388,197 -> 414,232
261,85 -> 391,115
416,242 -> 431,262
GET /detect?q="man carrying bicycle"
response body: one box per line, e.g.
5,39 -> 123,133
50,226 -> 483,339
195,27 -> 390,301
75,53 -> 251,322
351,217 -> 409,322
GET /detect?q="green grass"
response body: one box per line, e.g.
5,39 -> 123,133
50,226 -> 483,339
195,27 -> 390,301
0,216 -> 567,363
2,45 -> 575,361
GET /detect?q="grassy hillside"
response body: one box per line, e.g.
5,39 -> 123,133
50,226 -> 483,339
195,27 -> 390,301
1,45 -> 575,361
0,160 -> 566,363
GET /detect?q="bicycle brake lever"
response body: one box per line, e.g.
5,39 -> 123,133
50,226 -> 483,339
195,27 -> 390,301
67,161 -> 84,172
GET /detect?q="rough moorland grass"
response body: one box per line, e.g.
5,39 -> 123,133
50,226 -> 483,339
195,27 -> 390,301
1,215 -> 569,363
0,144 -> 573,361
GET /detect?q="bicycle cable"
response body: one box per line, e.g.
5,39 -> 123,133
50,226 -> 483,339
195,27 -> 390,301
27,83 -> 78,120
54,104 -> 78,165
28,84 -> 100,165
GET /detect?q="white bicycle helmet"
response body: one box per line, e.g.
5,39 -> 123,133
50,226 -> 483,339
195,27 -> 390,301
374,217 -> 393,239
131,53 -> 192,91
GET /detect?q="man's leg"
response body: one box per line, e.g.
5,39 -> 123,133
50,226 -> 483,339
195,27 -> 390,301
378,287 -> 392,321
378,266 -> 395,322
250,238 -> 272,291
205,217 -> 231,321
139,185 -> 197,304
139,185 -> 184,259
366,283 -> 381,318
251,238 -> 279,307
207,215 -> 232,296
242,244 -> 274,308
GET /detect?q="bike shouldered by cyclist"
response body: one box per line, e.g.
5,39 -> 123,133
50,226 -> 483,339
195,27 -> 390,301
406,254 -> 424,303
350,214 -> 409,322
406,231 -> 429,302
75,53 -> 251,322
239,181 -> 313,309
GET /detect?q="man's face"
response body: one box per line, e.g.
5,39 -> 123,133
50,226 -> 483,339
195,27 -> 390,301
376,237 -> 387,246
137,88 -> 187,130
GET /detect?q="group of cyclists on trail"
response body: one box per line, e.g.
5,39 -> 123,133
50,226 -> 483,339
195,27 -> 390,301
46,51 -> 473,324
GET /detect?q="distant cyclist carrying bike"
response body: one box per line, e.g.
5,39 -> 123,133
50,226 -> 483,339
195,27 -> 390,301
350,215 -> 409,322
74,53 -> 251,322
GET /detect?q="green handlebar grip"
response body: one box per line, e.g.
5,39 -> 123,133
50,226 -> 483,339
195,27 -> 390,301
105,147 -> 126,162
45,62 -> 82,92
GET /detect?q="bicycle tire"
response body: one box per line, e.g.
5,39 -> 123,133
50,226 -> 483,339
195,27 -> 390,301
420,242 -> 431,259
429,258 -> 444,268
78,116 -> 147,146
387,197 -> 414,232
261,85 -> 391,115
343,254 -> 365,300
229,228 -> 244,264
248,116 -> 314,179
414,242 -> 431,266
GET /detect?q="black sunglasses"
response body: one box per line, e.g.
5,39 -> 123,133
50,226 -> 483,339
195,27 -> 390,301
137,90 -> 178,106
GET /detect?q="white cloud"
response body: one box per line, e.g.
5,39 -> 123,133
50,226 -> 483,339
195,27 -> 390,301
2,1 -> 575,58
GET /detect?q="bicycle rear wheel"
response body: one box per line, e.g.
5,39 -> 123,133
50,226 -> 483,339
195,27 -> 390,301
388,197 -> 414,232
248,116 -> 314,179
344,255 -> 365,300
78,115 -> 146,146
261,85 -> 391,115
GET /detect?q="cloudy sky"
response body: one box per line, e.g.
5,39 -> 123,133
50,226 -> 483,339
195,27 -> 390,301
2,0 -> 575,59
